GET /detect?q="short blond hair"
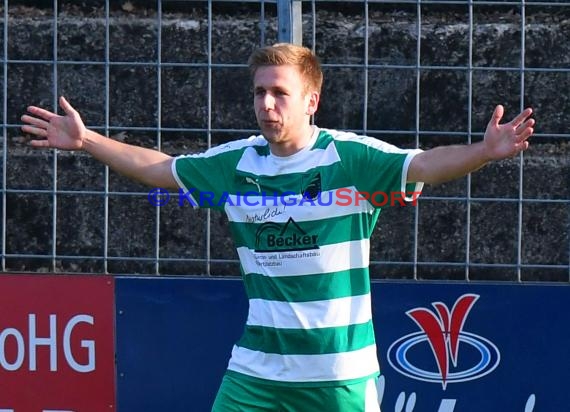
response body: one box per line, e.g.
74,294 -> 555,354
248,43 -> 323,94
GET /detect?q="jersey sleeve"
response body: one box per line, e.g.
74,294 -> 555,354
334,135 -> 424,205
171,146 -> 237,210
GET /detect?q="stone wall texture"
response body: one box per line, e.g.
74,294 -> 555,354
4,2 -> 569,281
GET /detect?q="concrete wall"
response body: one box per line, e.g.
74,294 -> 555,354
5,3 -> 569,280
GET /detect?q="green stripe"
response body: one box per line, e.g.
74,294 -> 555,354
311,129 -> 335,150
234,132 -> 343,194
237,321 -> 375,355
333,138 -> 408,196
244,268 -> 370,302
176,130 -> 411,210
253,144 -> 271,157
232,164 -> 353,196
230,212 -> 379,249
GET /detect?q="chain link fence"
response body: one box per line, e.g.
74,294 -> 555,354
2,0 -> 569,281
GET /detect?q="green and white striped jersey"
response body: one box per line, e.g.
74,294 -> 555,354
172,127 -> 423,387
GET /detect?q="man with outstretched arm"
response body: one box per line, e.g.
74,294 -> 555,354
21,43 -> 534,412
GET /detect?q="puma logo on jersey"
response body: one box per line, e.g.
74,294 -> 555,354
245,176 -> 261,192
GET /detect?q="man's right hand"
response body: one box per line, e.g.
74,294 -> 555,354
21,96 -> 86,151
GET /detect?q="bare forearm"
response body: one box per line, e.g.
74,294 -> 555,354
407,105 -> 534,185
83,130 -> 177,189
408,142 -> 491,185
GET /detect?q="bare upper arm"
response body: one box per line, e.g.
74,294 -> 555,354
155,156 -> 179,190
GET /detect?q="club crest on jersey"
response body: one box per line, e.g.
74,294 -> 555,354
302,172 -> 322,201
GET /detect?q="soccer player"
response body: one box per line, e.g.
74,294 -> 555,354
21,43 -> 534,411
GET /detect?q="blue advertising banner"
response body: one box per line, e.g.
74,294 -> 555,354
115,278 -> 569,411
372,282 -> 570,412
115,277 -> 248,412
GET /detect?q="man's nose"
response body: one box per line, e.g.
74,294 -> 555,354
262,93 -> 275,110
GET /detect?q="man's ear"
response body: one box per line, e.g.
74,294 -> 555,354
306,91 -> 320,116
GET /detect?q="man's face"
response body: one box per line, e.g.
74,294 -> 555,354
253,64 -> 318,152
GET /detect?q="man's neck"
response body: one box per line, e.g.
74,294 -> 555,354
269,125 -> 315,157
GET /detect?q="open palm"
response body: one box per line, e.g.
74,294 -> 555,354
483,105 -> 534,161
21,96 -> 86,150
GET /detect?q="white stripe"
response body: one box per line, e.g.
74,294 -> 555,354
237,239 -> 370,277
171,156 -> 192,194
247,294 -> 372,329
227,344 -> 380,383
236,137 -> 341,176
323,128 -> 425,202
224,186 -> 374,223
180,135 -> 265,160
402,150 -> 424,200
365,378 -> 381,412
171,135 -> 266,198
325,128 -> 413,154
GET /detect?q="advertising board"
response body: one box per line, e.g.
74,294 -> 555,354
0,274 -> 116,412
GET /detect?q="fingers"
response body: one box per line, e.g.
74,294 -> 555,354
514,114 -> 535,144
489,105 -> 504,128
21,124 -> 48,138
513,140 -> 530,155
488,105 -> 535,146
21,114 -> 49,129
24,105 -> 57,121
510,107 -> 533,128
23,96 -> 76,121
489,105 -> 534,130
515,117 -> 535,133
515,123 -> 534,143
20,97 -> 73,141
59,96 -> 76,116
21,112 -> 50,139
29,139 -> 51,148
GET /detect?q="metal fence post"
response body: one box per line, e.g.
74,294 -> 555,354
277,0 -> 302,45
